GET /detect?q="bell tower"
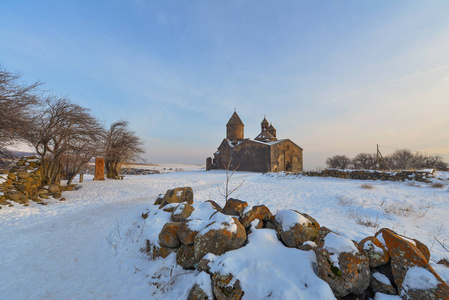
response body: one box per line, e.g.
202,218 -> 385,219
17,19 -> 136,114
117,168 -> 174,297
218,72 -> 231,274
226,111 -> 244,140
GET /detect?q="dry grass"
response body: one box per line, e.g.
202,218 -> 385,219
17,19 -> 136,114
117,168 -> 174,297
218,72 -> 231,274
348,211 -> 379,230
337,196 -> 354,206
360,184 -> 375,190
431,182 -> 444,189
406,181 -> 421,187
379,200 -> 434,219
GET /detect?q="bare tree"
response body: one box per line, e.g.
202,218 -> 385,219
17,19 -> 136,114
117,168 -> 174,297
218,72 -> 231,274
352,153 -> 376,170
326,155 -> 351,169
217,161 -> 244,201
0,66 -> 41,157
24,97 -> 104,185
104,121 -> 144,179
388,149 -> 415,170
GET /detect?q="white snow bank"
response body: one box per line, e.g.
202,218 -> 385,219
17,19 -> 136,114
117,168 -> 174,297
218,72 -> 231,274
209,228 -> 336,299
189,201 -> 217,220
402,266 -> 439,291
275,210 -> 310,231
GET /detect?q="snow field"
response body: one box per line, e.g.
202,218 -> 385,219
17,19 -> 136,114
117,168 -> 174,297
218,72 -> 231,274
0,170 -> 448,299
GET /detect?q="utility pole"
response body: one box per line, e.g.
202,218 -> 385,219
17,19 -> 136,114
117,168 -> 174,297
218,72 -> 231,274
377,144 -> 380,170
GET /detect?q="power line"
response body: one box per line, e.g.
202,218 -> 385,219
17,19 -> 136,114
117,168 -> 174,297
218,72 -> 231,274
378,145 -> 449,157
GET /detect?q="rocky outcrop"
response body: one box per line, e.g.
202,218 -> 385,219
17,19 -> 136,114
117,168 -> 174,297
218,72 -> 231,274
187,283 -> 209,300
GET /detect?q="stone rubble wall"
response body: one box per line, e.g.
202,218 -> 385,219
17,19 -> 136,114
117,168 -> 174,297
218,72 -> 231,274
303,169 -> 434,183
144,187 -> 449,300
0,157 -> 64,207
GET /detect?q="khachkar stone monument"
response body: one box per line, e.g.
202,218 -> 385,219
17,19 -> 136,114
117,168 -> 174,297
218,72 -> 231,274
94,157 -> 105,181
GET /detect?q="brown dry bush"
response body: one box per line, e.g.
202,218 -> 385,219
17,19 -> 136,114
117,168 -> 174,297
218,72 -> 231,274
431,182 -> 444,189
360,184 -> 374,190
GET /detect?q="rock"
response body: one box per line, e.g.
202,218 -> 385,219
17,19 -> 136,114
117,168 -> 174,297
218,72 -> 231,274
158,222 -> 181,248
53,192 -> 62,199
154,194 -> 164,205
159,187 -> 193,208
197,258 -> 212,273
144,241 -> 177,260
313,227 -> 370,297
412,238 -> 430,262
205,200 -> 223,213
359,236 -> 389,267
275,209 -> 320,248
172,202 -> 195,222
17,171 -> 29,179
176,244 -> 197,269
370,272 -> 397,295
178,220 -> 206,245
239,205 -> 272,228
47,184 -> 60,194
212,273 -> 243,300
375,228 -> 449,299
59,198 -> 66,201
194,213 -> 246,261
222,198 -> 248,216
298,241 -> 317,251
188,283 -> 209,300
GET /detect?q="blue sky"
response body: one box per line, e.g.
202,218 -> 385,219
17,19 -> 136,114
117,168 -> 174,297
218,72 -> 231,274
1,1 -> 449,170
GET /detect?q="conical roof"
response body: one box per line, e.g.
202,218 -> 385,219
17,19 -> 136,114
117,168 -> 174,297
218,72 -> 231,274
261,117 -> 269,126
268,123 -> 275,130
226,112 -> 244,126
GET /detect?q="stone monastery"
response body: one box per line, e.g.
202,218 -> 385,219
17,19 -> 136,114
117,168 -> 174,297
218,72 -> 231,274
206,111 -> 303,172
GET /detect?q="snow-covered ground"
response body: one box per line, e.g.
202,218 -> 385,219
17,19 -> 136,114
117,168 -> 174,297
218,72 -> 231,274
1,170 -> 448,299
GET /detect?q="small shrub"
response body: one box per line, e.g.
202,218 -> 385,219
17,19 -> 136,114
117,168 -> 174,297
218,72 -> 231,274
337,196 -> 354,206
431,182 -> 444,189
406,181 -> 421,187
437,258 -> 449,267
360,184 -> 374,190
349,211 -> 379,230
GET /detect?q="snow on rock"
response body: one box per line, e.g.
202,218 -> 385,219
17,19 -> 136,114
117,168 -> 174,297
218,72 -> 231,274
374,293 -> 401,300
209,228 -> 336,299
402,266 -> 439,291
275,209 -> 310,231
323,232 -> 359,268
373,272 -> 392,286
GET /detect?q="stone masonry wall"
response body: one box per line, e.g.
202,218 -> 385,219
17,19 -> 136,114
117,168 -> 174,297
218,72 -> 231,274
303,169 -> 434,182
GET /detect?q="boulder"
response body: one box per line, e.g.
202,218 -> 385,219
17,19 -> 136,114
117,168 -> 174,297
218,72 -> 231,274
222,198 -> 248,216
154,194 -> 164,205
197,258 -> 212,273
194,213 -> 246,261
212,273 -> 243,300
188,283 -> 210,300
375,228 -> 449,299
172,202 -> 195,222
359,236 -> 389,267
412,238 -> 430,262
162,203 -> 179,213
274,210 -> 320,248
158,222 -> 181,248
314,227 -> 370,297
176,244 -> 197,269
239,205 -> 272,228
370,272 -> 397,295
159,187 -> 193,208
178,220 -> 207,245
